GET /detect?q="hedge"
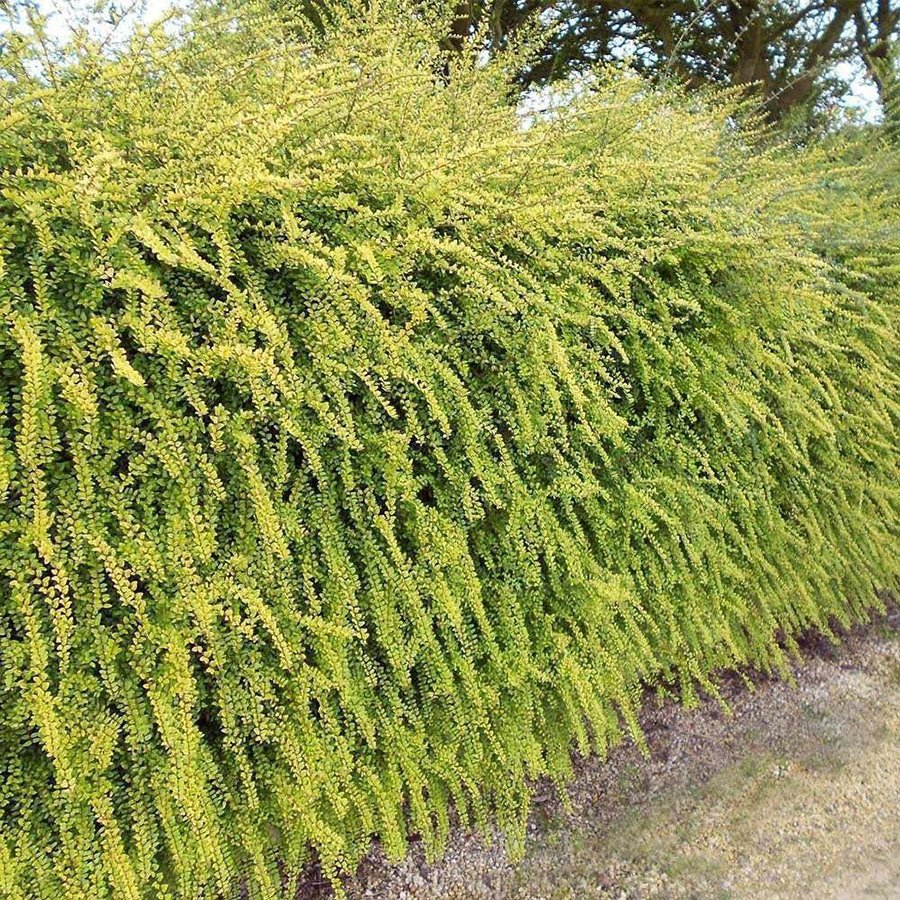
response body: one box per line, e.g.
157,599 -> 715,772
0,4 -> 898,897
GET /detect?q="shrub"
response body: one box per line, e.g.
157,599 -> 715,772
0,4 -> 897,897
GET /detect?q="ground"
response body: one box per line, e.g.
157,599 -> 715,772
300,608 -> 900,899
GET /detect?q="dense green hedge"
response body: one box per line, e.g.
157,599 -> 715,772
1,4 -> 898,898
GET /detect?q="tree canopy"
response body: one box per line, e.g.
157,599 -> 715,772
443,0 -> 900,122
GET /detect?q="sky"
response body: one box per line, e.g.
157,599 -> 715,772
34,0 -> 175,40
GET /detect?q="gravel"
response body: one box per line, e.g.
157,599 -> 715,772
295,605 -> 900,899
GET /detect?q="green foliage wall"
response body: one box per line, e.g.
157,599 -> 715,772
0,5 -> 898,897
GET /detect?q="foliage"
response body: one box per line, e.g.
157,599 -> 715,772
430,0 -> 900,122
0,3 -> 898,897
883,43 -> 900,140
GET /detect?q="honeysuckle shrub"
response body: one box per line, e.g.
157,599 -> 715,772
0,4 -> 898,898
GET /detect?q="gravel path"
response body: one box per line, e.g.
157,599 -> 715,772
298,608 -> 900,899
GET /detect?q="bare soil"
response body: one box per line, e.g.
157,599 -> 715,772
298,607 -> 900,899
